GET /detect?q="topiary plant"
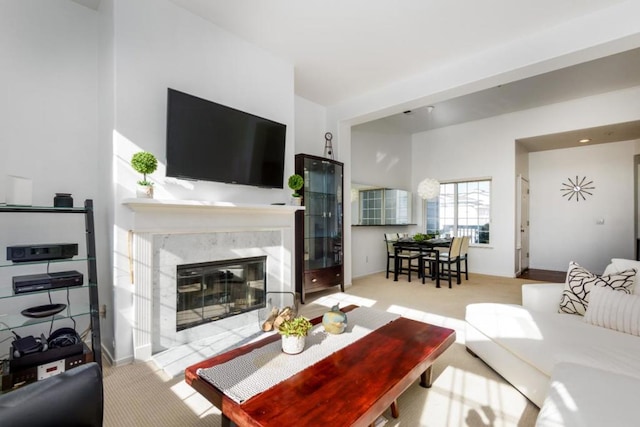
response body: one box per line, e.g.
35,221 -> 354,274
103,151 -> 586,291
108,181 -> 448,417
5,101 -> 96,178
131,151 -> 158,186
277,316 -> 313,337
288,174 -> 304,197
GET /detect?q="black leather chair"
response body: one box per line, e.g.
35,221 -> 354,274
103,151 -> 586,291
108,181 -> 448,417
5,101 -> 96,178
0,362 -> 103,427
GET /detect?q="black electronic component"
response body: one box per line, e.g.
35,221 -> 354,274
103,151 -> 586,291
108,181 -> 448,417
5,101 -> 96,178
2,343 -> 90,390
12,334 -> 47,357
7,243 -> 78,263
12,271 -> 83,294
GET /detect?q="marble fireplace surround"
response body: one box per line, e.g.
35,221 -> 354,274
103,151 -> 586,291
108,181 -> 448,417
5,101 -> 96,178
123,199 -> 300,362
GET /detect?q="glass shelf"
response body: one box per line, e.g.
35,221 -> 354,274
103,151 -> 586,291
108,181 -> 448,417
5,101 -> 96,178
304,236 -> 341,241
0,204 -> 89,214
0,199 -> 102,369
305,190 -> 337,197
0,303 -> 92,331
0,282 -> 95,300
0,257 -> 94,269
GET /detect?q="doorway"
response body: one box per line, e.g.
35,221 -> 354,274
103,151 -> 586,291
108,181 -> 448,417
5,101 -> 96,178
517,175 -> 530,274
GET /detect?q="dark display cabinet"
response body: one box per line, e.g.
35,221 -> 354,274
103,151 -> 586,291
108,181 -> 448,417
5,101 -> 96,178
295,154 -> 344,303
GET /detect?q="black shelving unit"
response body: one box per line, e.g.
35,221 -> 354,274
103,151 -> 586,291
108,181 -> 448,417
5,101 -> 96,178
0,199 -> 102,370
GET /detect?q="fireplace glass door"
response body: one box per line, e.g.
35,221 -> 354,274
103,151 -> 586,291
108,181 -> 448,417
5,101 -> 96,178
176,256 -> 266,331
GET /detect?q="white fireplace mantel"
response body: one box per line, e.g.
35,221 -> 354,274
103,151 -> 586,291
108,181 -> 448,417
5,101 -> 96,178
122,198 -> 304,214
122,197 -> 299,362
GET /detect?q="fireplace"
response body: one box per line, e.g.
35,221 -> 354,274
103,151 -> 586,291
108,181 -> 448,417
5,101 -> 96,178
148,228 -> 286,353
124,199 -> 299,363
176,256 -> 267,331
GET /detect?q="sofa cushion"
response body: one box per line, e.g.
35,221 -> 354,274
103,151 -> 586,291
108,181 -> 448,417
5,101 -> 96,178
536,362 -> 640,427
558,262 -> 635,315
603,258 -> 640,295
584,286 -> 640,336
466,303 -> 640,381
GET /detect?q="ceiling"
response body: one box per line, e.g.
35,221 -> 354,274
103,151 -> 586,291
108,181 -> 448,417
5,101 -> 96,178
517,120 -> 640,152
167,0 -> 640,148
367,48 -> 640,137
74,1 -> 640,149
170,0 -> 632,106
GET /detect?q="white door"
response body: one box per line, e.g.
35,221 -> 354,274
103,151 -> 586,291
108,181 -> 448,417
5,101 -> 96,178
518,176 -> 530,273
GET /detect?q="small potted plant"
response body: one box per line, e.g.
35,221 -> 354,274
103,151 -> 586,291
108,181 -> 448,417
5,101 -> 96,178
131,151 -> 158,198
278,315 -> 313,354
288,174 -> 304,206
413,233 -> 428,243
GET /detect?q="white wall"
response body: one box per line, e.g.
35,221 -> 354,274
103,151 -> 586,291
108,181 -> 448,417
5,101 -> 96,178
97,0 -> 116,358
109,0 -> 296,364
0,1 -> 105,359
350,123 -> 414,278
351,122 -> 413,188
412,118 -> 516,277
294,96 -> 327,157
529,141 -> 638,273
0,1 -> 99,205
410,86 -> 640,277
112,0 -> 295,205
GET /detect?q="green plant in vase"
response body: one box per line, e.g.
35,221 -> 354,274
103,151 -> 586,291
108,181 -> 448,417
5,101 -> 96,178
278,316 -> 313,354
278,316 -> 313,337
131,151 -> 158,198
288,174 -> 304,205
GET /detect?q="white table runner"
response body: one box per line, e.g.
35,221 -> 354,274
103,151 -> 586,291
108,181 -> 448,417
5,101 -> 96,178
197,307 -> 400,403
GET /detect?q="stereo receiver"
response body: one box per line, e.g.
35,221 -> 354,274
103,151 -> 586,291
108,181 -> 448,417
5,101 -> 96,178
12,270 -> 83,294
7,243 -> 78,263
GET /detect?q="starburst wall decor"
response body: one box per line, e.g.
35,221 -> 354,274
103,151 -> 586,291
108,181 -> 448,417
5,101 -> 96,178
560,176 -> 595,202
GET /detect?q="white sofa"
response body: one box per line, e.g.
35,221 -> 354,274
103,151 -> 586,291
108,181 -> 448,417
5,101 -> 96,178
465,259 -> 640,426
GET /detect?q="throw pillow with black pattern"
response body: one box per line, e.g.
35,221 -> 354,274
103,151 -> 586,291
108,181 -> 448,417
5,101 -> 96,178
558,261 -> 635,315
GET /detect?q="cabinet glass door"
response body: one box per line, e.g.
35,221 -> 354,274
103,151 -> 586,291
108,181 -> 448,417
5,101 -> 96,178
303,158 -> 343,270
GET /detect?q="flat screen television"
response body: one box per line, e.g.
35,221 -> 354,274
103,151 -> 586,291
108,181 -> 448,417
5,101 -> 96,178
166,88 -> 287,188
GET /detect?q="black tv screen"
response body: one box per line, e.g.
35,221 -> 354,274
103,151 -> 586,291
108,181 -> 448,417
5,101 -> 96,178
166,88 -> 287,188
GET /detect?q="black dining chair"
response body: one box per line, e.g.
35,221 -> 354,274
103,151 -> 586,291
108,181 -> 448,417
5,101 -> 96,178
385,233 -> 420,281
384,233 -> 399,279
420,248 -> 439,286
459,236 -> 470,280
424,236 -> 463,288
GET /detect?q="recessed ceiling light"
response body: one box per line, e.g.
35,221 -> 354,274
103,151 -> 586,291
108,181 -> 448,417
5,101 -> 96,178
579,138 -> 591,143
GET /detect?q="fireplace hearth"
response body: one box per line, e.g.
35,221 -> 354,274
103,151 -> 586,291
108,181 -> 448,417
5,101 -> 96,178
177,256 -> 266,331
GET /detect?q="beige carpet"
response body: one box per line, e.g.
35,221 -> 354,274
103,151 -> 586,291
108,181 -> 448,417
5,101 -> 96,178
103,272 -> 542,426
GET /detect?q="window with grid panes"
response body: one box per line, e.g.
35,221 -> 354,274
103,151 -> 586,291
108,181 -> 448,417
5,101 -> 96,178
360,189 -> 383,225
384,189 -> 410,224
425,179 -> 491,244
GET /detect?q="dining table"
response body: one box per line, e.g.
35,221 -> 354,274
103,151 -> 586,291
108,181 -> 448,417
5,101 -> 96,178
393,238 -> 452,288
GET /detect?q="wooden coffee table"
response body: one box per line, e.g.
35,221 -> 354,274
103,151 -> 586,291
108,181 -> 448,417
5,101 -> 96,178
185,305 -> 456,427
